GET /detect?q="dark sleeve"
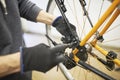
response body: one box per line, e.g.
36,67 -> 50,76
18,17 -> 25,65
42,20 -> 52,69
18,0 -> 42,22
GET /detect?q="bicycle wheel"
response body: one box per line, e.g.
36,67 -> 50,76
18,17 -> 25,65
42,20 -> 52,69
46,0 -> 120,80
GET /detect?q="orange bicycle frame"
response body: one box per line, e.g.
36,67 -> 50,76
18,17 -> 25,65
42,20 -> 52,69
72,0 -> 120,66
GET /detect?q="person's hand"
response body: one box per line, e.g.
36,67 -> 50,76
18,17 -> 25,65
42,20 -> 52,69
20,43 -> 68,73
52,16 -> 79,43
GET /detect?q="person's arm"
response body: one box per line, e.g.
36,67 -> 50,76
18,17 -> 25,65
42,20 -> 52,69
36,10 -> 56,25
18,0 -> 56,24
0,52 -> 20,77
0,43 -> 67,78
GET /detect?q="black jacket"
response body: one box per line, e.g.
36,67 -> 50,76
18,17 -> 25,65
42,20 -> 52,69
0,0 -> 41,80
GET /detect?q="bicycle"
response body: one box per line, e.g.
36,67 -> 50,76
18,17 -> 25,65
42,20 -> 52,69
46,0 -> 120,80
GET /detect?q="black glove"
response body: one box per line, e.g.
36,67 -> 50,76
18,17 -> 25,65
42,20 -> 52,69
20,43 -> 67,73
52,16 -> 79,43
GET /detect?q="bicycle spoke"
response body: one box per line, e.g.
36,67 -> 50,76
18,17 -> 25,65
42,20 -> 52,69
46,0 -> 120,80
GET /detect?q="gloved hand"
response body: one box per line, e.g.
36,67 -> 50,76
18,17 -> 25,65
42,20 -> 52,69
52,16 -> 79,43
20,43 -> 67,73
